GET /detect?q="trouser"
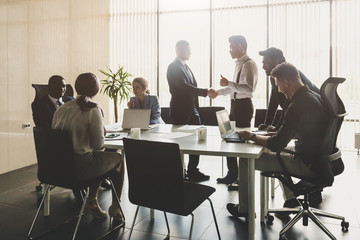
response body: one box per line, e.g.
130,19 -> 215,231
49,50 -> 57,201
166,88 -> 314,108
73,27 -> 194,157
173,109 -> 202,171
227,98 -> 254,174
238,151 -> 318,213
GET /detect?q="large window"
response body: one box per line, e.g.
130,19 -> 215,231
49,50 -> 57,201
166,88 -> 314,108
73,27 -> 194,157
110,0 -> 360,149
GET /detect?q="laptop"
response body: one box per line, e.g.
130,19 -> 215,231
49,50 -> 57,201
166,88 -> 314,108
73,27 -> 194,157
122,109 -> 153,130
216,109 -> 246,143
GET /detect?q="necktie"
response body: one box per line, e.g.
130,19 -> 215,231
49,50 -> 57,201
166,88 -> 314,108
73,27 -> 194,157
55,100 -> 62,109
185,64 -> 194,85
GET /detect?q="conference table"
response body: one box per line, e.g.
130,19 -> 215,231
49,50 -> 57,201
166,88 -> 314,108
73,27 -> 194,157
104,124 -> 266,240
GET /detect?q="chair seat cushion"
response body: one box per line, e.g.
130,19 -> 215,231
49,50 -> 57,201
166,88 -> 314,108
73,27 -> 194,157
129,182 -> 215,216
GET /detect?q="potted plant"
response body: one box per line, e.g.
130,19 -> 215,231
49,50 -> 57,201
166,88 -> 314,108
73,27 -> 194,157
99,65 -> 133,122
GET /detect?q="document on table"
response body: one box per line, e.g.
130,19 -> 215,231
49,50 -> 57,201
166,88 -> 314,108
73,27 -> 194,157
173,125 -> 199,133
149,132 -> 194,140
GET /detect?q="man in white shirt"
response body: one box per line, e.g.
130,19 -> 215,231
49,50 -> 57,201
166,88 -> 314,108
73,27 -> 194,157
211,35 -> 258,190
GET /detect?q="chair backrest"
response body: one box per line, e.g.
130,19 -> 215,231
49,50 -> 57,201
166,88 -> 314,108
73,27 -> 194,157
198,106 -> 225,126
160,107 -> 173,124
320,77 -> 347,176
123,138 -> 184,206
32,84 -> 74,102
254,108 -> 283,127
33,127 -> 77,187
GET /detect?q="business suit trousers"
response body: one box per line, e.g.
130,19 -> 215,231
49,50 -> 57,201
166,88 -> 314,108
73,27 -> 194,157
173,111 -> 202,171
227,98 -> 254,174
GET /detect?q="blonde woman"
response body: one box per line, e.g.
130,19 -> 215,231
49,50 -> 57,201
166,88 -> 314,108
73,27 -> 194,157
127,77 -> 163,124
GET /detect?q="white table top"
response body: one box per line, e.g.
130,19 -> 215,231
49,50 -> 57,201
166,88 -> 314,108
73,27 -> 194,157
104,124 -> 264,159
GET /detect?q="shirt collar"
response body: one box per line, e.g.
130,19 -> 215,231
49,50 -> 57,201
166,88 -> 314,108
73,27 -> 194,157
48,94 -> 63,105
235,54 -> 249,65
291,85 -> 309,102
177,57 -> 186,66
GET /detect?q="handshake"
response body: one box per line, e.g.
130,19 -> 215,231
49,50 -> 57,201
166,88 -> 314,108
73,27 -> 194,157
206,75 -> 230,99
207,88 -> 218,99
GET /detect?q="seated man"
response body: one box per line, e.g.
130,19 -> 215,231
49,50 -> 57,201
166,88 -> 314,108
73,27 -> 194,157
32,75 -> 73,127
227,62 -> 332,220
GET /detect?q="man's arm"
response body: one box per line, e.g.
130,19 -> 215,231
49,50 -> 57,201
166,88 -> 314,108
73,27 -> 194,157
299,71 -> 320,94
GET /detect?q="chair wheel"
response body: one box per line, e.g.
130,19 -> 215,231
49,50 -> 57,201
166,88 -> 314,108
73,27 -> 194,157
266,214 -> 274,224
279,235 -> 287,240
341,220 -> 349,232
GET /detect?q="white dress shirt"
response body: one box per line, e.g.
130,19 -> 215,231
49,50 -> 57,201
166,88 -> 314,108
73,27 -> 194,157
48,95 -> 64,108
217,54 -> 258,99
52,98 -> 104,155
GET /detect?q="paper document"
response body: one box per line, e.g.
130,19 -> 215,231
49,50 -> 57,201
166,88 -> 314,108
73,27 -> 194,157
173,125 -> 199,133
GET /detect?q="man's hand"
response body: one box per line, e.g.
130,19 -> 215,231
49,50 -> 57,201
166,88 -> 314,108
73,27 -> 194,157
207,88 -> 218,99
238,130 -> 252,140
220,75 -> 229,87
266,125 -> 277,133
127,99 -> 135,108
258,124 -> 267,131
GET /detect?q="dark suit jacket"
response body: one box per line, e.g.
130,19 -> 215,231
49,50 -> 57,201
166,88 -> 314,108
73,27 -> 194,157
32,95 -> 74,127
166,59 -> 208,124
264,70 -> 320,128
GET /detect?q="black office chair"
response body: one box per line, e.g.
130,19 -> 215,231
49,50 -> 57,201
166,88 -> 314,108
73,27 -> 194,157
123,138 -> 221,240
28,127 -> 124,240
30,84 -> 80,203
262,77 -> 349,239
160,107 -> 172,124
198,106 -> 225,126
31,83 -> 74,101
254,108 -> 283,128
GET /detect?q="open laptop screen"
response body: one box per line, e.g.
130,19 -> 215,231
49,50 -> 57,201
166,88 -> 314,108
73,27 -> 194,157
122,109 -> 151,130
216,110 -> 232,135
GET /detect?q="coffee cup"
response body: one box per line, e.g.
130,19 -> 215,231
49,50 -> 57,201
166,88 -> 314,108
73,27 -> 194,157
198,127 -> 207,141
130,128 -> 141,139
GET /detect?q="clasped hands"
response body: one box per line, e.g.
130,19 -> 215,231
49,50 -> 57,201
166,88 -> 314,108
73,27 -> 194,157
207,75 -> 229,99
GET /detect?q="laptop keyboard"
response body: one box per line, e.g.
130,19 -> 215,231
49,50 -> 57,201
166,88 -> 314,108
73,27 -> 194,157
224,131 -> 239,139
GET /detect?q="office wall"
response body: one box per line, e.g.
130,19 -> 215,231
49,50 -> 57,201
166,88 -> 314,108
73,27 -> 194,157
0,0 -> 111,174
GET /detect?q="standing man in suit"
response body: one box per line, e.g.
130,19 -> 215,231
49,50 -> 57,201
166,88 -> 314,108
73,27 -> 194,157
211,35 -> 258,190
32,75 -> 74,127
167,40 -> 215,181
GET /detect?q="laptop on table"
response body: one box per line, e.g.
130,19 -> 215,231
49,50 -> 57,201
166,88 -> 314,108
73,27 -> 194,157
122,109 -> 155,130
216,109 -> 246,143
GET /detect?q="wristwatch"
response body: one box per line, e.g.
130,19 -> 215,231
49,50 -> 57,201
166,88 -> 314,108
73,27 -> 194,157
249,133 -> 256,141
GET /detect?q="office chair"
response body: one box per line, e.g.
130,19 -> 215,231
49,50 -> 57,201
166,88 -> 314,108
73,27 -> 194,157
123,138 -> 221,240
28,127 -> 124,240
262,77 -> 349,239
31,83 -> 74,101
160,107 -> 173,124
30,84 -> 82,205
198,106 -> 225,126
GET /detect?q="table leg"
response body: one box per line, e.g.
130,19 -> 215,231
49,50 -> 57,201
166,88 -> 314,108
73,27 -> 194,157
271,177 -> 275,198
260,176 -> 269,222
44,184 -> 50,216
150,208 -> 155,220
248,158 -> 255,240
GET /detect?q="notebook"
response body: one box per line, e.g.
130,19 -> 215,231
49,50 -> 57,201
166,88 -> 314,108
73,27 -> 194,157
122,109 -> 153,130
216,109 -> 246,143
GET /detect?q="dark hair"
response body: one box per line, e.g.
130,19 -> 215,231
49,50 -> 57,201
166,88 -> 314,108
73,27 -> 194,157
75,72 -> 99,112
228,35 -> 247,50
270,62 -> 300,82
259,47 -> 286,63
133,77 -> 150,94
176,40 -> 189,50
48,75 -> 64,85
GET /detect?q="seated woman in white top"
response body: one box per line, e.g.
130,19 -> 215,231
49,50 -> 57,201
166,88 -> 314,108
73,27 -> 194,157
127,77 -> 163,124
52,72 -> 125,223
